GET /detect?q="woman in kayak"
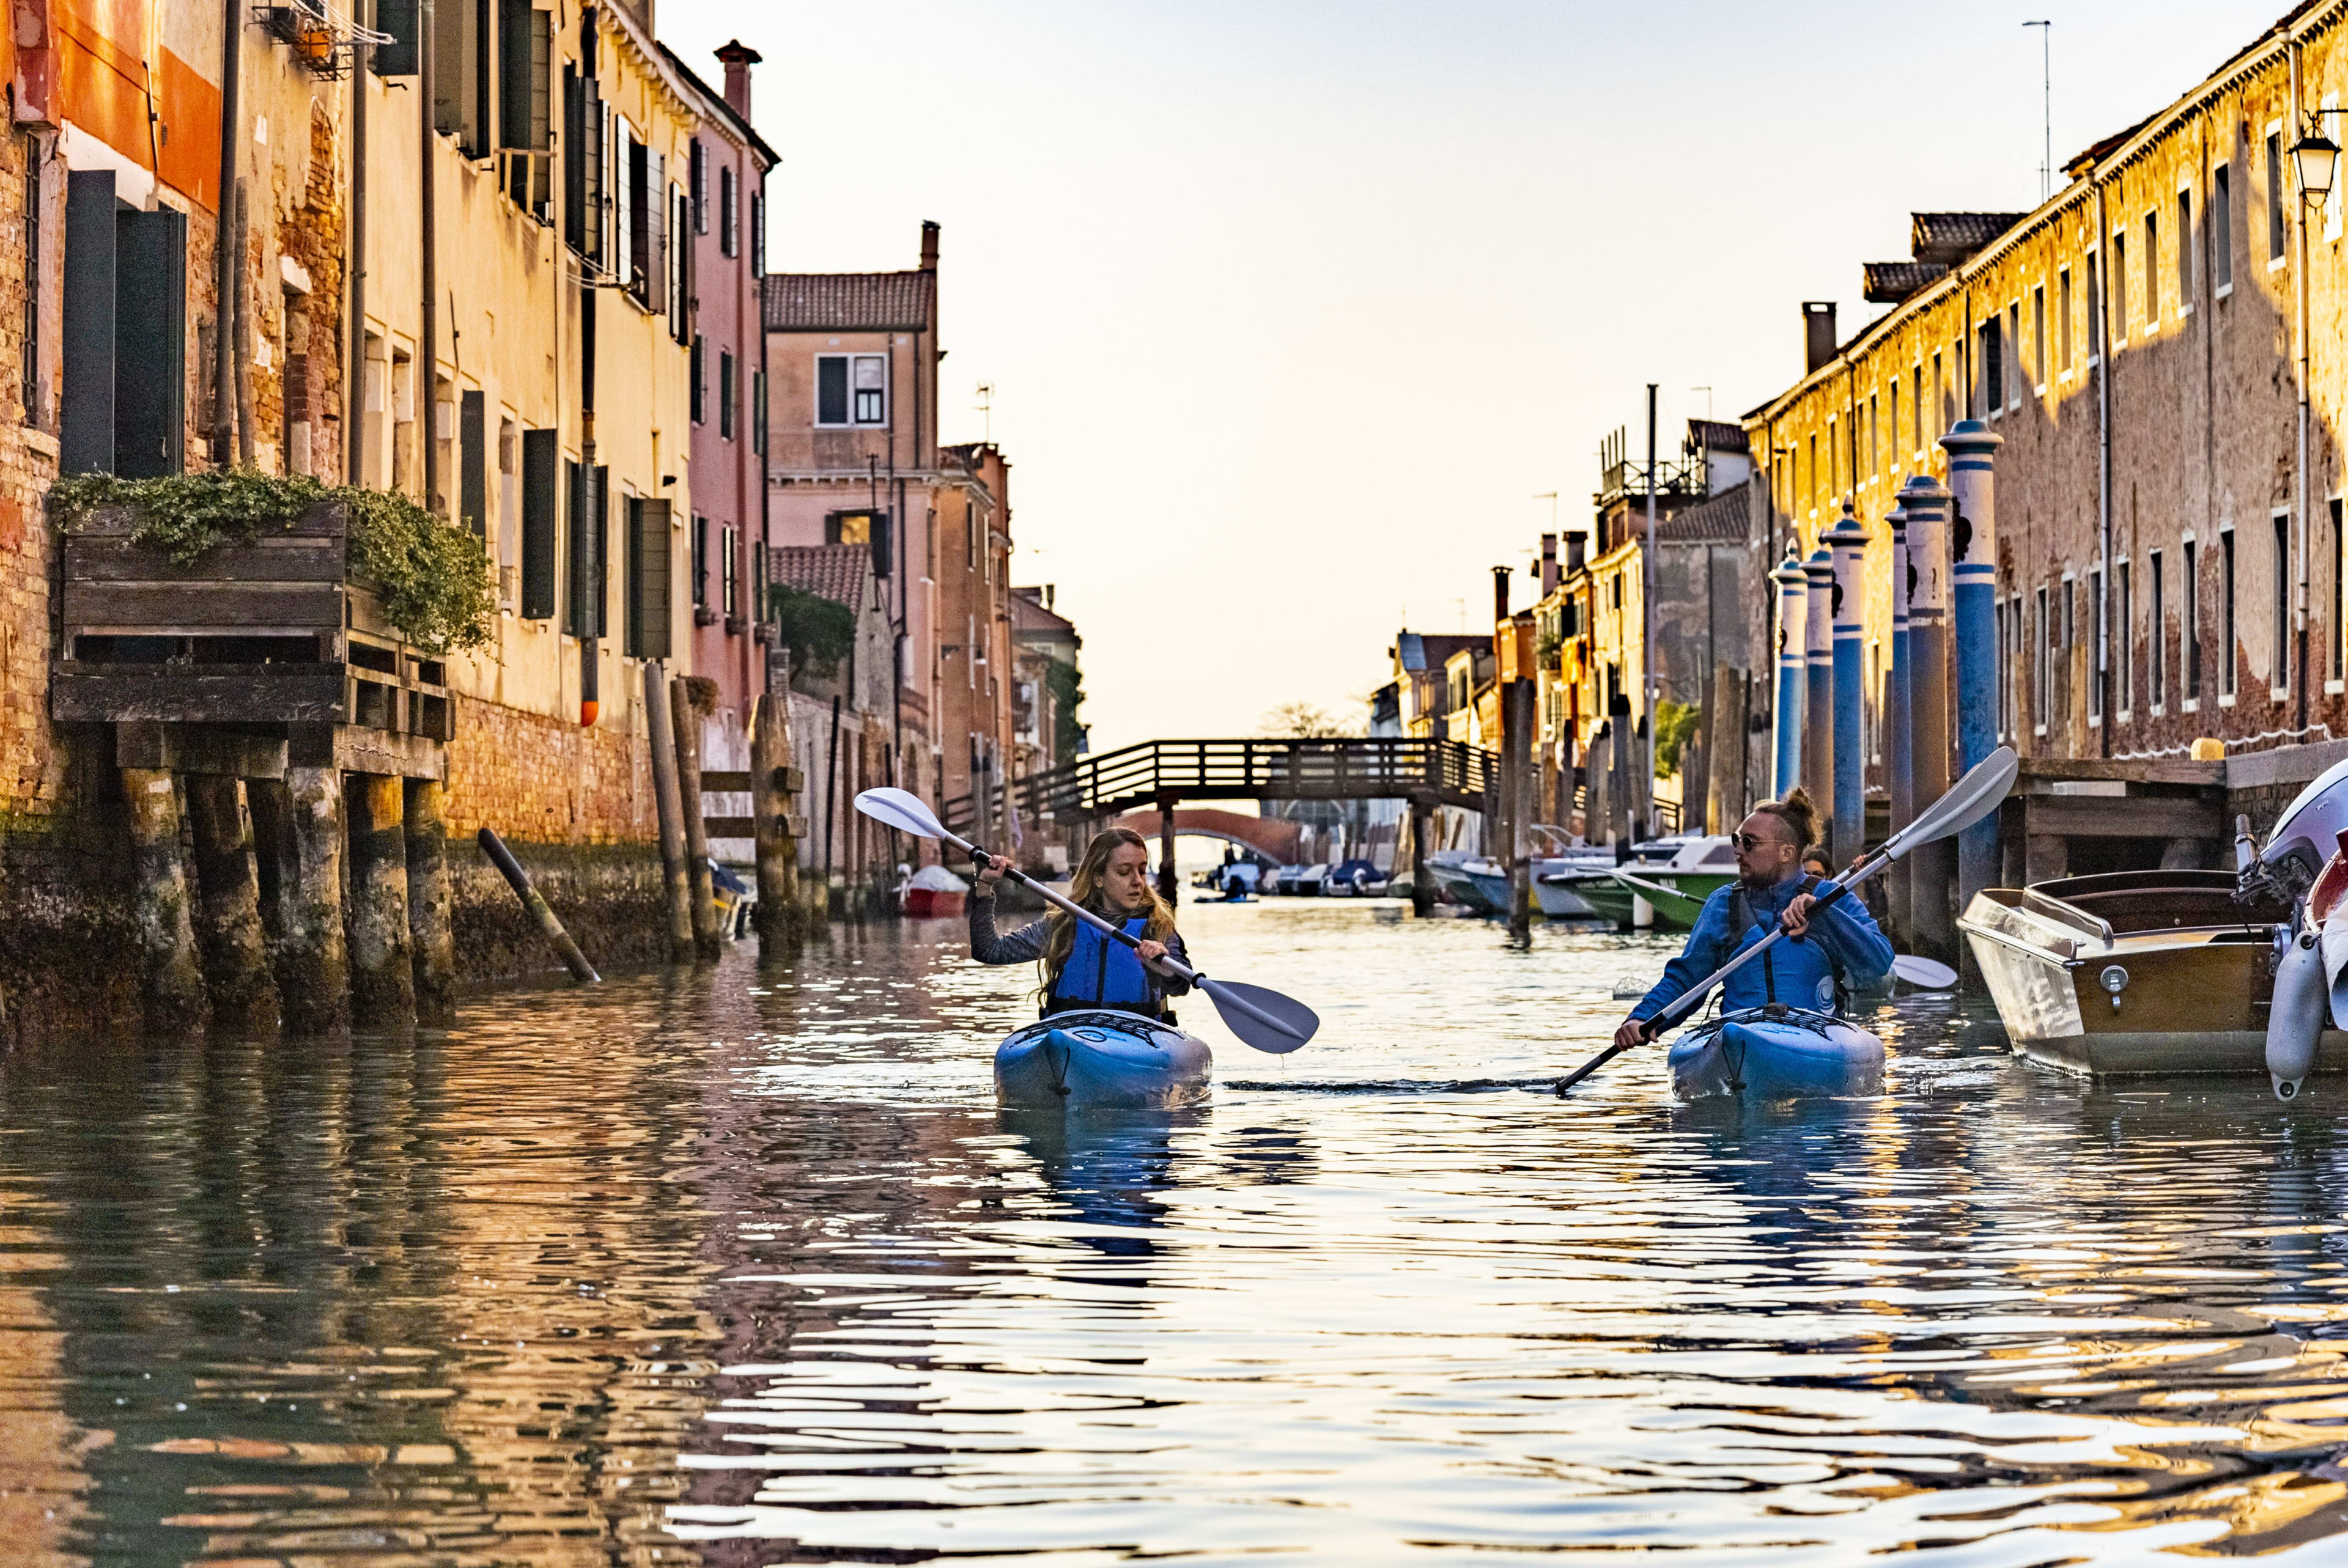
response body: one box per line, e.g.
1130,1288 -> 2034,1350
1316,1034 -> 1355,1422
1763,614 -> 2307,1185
1611,787 -> 1892,1053
970,828 -> 1192,1018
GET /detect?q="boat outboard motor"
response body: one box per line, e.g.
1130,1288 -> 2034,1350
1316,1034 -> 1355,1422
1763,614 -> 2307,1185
2242,759 -> 2348,906
2269,919 -> 2327,1100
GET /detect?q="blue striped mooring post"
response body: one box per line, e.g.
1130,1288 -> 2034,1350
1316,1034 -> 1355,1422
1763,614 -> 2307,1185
1897,471 -> 1955,961
1884,491 -> 1914,941
1941,418 -> 2004,921
1825,502 -> 1869,867
1803,543 -> 1834,816
1771,548 -> 1807,799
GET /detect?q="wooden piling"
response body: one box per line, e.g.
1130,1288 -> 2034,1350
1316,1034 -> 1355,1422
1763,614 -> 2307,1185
122,768 -> 210,1034
673,674 -> 720,960
478,826 -> 600,982
404,778 -> 456,1016
1156,792 -> 1179,906
248,767 -> 349,1032
344,773 -> 415,1022
749,690 -> 802,955
184,775 -> 279,1031
1504,680 -> 1534,941
643,661 -> 695,960
1409,797 -> 1435,916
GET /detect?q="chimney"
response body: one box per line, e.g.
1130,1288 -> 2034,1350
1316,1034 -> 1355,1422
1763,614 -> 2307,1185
1044,584 -> 1055,611
1803,301 -> 1838,374
920,220 -> 940,272
1491,565 -> 1511,628
1540,533 -> 1558,597
1564,529 -> 1588,575
714,39 -> 761,119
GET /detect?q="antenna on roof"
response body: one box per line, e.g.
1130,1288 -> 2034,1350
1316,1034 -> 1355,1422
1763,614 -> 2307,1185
975,381 -> 994,443
2025,21 -> 2052,202
1691,386 -> 1713,419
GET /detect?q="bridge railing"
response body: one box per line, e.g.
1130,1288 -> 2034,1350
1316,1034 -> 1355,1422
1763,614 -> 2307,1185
943,736 -> 1497,836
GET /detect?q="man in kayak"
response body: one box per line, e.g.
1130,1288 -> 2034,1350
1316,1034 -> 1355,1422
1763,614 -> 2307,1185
970,828 -> 1193,1018
1612,787 -> 1892,1052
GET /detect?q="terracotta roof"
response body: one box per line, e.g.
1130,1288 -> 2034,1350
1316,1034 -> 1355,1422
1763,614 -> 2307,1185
1656,485 -> 1749,544
1686,418 -> 1748,454
770,544 -> 874,608
1395,632 -> 1487,673
1863,260 -> 1951,304
762,271 -> 934,331
1911,212 -> 2026,265
1011,587 -> 1075,637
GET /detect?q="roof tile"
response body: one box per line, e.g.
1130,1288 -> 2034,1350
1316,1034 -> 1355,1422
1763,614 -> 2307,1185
762,271 -> 935,332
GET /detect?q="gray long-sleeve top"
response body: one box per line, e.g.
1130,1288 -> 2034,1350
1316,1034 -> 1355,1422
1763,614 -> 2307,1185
968,893 -> 1192,998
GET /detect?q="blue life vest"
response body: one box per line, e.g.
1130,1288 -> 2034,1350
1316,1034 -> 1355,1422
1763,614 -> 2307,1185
1050,915 -> 1162,1015
1719,876 -> 1847,1016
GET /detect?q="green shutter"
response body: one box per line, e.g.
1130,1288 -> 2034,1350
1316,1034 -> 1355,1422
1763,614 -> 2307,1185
521,428 -> 556,617
630,497 -> 671,659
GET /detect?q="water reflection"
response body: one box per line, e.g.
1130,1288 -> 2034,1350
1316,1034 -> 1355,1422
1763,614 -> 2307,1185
8,904 -> 2348,1561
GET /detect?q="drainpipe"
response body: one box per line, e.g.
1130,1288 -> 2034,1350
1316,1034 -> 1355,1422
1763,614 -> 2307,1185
210,0 -> 240,466
2095,175 -> 2113,757
419,0 -> 438,513
1642,381 -> 1657,831
577,10 -> 599,727
2293,37 -> 2311,733
346,23 -> 367,483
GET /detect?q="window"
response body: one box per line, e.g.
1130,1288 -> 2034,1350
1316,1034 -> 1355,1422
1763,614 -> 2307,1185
721,523 -> 739,619
561,64 -> 604,263
2007,303 -> 2021,407
2143,210 -> 2158,326
2275,509 -> 2292,695
2034,586 -> 2051,733
1997,593 -> 2017,740
521,427 -> 556,618
613,120 -> 635,292
432,0 -> 488,156
2111,232 -> 2127,342
750,191 -> 764,276
752,369 -> 766,456
497,0 -> 552,216
1867,392 -> 1878,479
2330,97 -> 2344,241
690,334 -> 704,424
61,174 -> 185,476
1806,433 -> 1817,511
2335,498 -> 2346,684
1911,365 -> 1922,452
691,513 -> 709,606
2151,549 -> 2166,709
2032,284 -> 2046,390
2185,539 -> 2202,699
2089,566 -> 2105,723
721,166 -> 738,257
719,350 -> 735,441
1932,351 -> 1944,436
2214,163 -> 2234,293
1887,380 -> 1899,471
624,496 -> 673,658
20,133 -> 36,424
816,353 -> 887,427
2059,266 -> 2073,370
2269,130 -> 2288,263
2117,559 -> 2133,716
2221,526 -> 2237,697
2178,187 -> 2194,305
668,184 -> 689,342
690,138 -> 707,233
1979,318 -> 2001,418
564,461 -> 606,638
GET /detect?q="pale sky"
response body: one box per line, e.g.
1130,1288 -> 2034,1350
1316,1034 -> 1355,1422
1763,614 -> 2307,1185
661,0 -> 2283,752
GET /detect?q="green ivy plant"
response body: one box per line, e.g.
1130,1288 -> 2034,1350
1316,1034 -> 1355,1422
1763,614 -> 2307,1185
766,583 -> 858,677
1653,698 -> 1703,779
50,469 -> 495,653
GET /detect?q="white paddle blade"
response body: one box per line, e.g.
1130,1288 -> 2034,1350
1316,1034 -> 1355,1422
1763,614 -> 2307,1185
1888,746 -> 2018,859
1891,954 -> 1958,989
1199,976 -> 1320,1053
855,786 -> 948,841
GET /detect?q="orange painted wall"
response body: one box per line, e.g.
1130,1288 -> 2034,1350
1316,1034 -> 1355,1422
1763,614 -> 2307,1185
155,49 -> 219,210
53,0 -> 153,172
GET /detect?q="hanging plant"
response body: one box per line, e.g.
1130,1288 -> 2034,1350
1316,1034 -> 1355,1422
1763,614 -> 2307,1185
51,469 -> 495,653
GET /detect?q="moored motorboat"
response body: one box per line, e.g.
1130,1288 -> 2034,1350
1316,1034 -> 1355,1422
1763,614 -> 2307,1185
1666,1007 -> 1885,1099
1960,869 -> 2300,1077
1550,834 -> 1738,930
994,1010 -> 1214,1109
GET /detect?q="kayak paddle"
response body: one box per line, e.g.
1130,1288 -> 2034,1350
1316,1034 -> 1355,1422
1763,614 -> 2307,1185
1890,954 -> 1959,989
852,787 -> 1320,1053
1554,744 -> 2018,1097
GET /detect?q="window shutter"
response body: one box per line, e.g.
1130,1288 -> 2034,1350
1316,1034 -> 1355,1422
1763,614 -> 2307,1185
522,428 -> 556,617
750,190 -> 762,276
648,153 -> 667,313
565,460 -> 588,633
372,0 -> 418,75
500,0 -> 528,147
720,166 -> 736,257
528,7 -> 550,150
631,497 -> 672,658
591,465 -> 608,637
690,139 -> 706,232
459,390 -> 487,539
60,170 -> 116,476
690,334 -> 704,424
561,67 -> 583,251
113,205 -> 183,476
719,351 -> 734,441
816,356 -> 846,425
752,369 -> 766,455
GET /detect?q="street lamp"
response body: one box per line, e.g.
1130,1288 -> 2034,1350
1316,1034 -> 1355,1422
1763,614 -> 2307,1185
2295,124 -> 2342,205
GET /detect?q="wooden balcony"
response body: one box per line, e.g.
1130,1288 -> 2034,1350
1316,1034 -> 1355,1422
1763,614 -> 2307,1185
51,499 -> 449,779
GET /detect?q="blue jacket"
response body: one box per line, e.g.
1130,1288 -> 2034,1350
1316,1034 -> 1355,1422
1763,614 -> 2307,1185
1629,874 -> 1894,1025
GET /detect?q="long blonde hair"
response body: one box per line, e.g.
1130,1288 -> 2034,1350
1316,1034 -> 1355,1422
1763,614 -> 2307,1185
1039,828 -> 1178,996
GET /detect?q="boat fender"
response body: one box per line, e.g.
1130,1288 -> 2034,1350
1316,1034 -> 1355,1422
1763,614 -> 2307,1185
2268,924 -> 2326,1100
2323,913 -> 2348,1030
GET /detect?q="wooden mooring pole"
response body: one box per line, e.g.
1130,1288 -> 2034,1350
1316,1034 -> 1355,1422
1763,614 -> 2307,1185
122,768 -> 209,1034
184,775 -> 279,1031
643,661 -> 695,960
404,778 -> 456,1017
673,675 -> 720,960
344,773 -> 415,1022
478,826 -> 599,982
1409,797 -> 1434,917
750,687 -> 802,956
248,766 -> 349,1033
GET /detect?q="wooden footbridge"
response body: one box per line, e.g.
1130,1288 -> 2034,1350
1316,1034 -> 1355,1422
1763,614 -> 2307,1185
943,736 -> 1499,898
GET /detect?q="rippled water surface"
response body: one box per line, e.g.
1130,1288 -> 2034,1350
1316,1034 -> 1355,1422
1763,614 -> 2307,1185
9,899 -> 2348,1564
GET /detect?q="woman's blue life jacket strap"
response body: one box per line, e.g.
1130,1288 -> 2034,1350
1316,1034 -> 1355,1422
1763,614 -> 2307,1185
1628,872 -> 1894,1026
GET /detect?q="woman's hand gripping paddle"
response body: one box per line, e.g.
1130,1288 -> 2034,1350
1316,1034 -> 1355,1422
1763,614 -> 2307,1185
1553,745 -> 2018,1097
854,787 -> 1321,1053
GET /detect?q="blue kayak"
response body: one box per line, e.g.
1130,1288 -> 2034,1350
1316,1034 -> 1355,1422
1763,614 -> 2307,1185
1666,1007 -> 1885,1100
995,1010 -> 1214,1110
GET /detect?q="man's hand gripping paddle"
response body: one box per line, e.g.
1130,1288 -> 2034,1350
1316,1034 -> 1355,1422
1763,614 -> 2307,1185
1553,746 -> 2018,1097
854,787 -> 1320,1053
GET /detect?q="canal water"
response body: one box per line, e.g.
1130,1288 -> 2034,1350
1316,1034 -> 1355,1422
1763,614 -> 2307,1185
5,899 -> 2348,1564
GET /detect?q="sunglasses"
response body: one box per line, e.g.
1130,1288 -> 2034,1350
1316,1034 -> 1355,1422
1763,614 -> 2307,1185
1732,831 -> 1788,852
